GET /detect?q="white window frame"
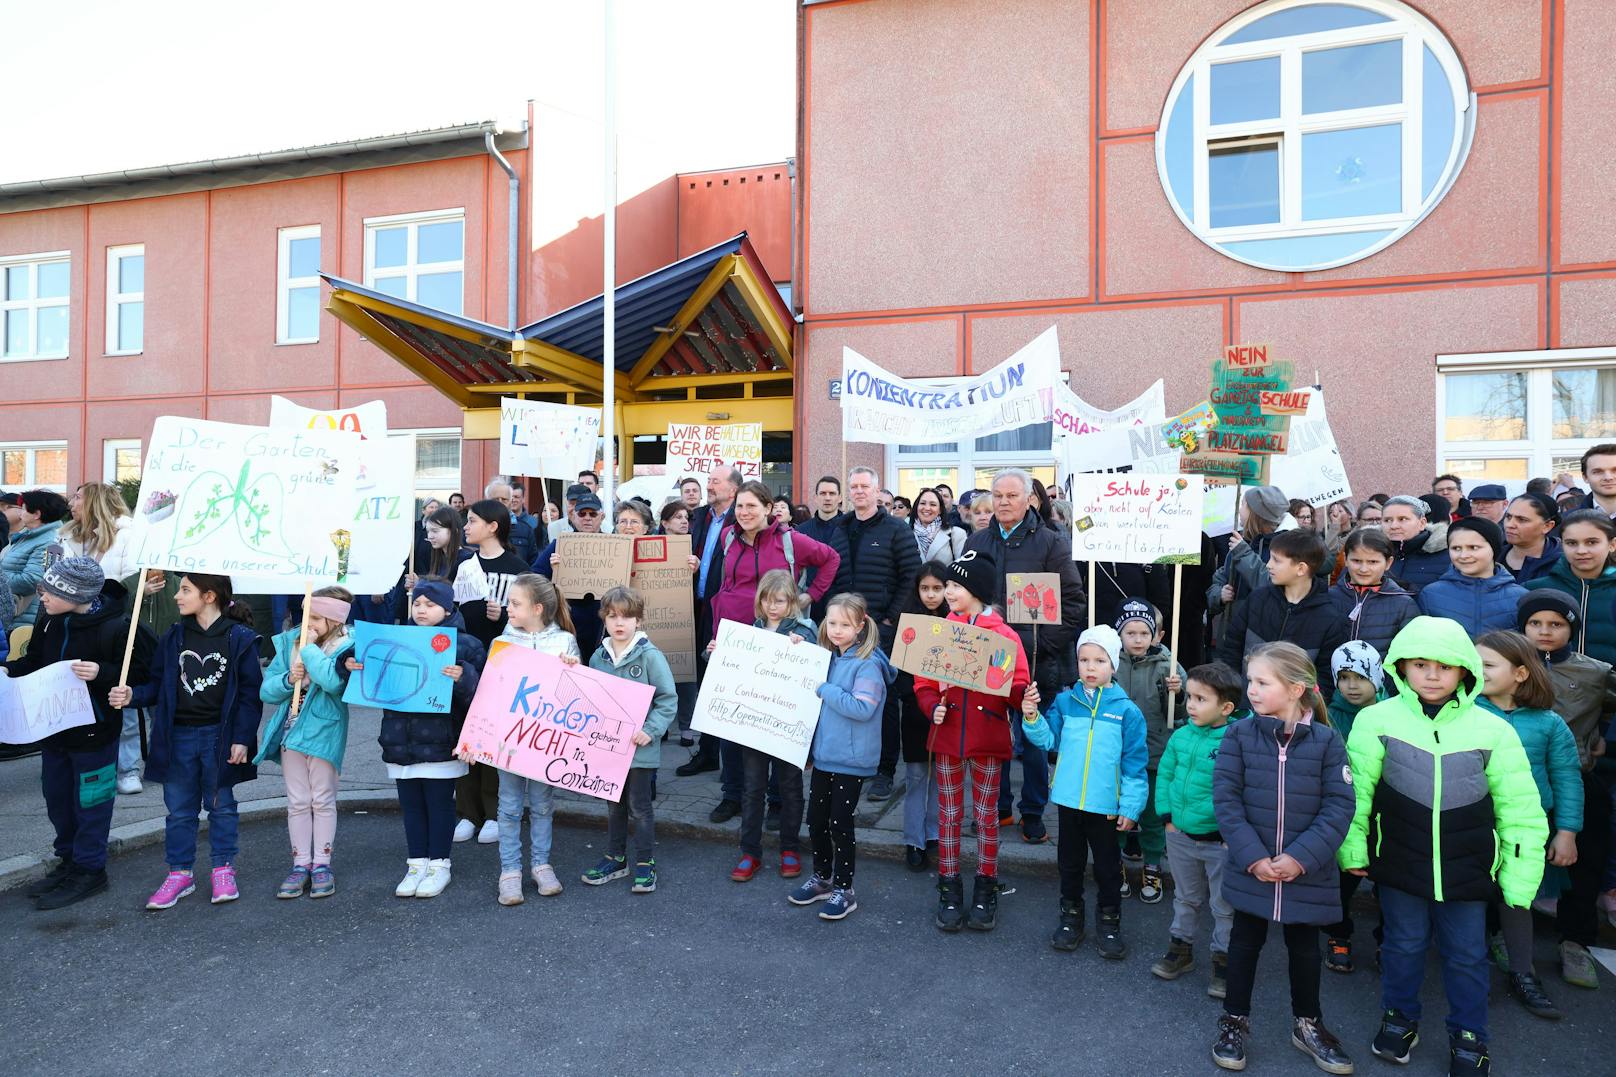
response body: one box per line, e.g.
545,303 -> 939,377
363,208 -> 465,312
276,225 -> 321,345
393,426 -> 462,505
1157,0 -> 1474,272
102,438 -> 142,483
0,440 -> 70,493
1,250 -> 71,363
105,243 -> 144,355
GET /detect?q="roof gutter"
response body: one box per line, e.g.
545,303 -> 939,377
485,127 -> 521,330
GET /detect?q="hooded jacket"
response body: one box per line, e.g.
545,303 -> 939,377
1387,525 -> 1450,594
915,608 -> 1030,760
1328,576 -> 1419,659
810,646 -> 895,777
1339,617 -> 1549,906
1416,566 -> 1528,638
1475,697 -> 1582,833
2,519 -> 63,626
708,520 -> 840,634
1535,643 -> 1616,770
256,628 -> 355,772
962,509 -> 1085,671
587,631 -> 678,769
1507,535 -> 1561,583
377,607 -> 485,767
1218,575 -> 1350,673
1024,681 -> 1149,818
1326,690 -> 1378,744
1154,716 -> 1236,838
1522,560 -> 1616,666
1115,644 -> 1187,768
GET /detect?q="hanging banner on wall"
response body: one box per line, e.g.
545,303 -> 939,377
1048,380 -> 1165,440
665,422 -> 762,480
1069,474 -> 1205,565
498,398 -> 602,481
841,327 -> 1061,444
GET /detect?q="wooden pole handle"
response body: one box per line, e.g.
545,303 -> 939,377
289,580 -> 314,716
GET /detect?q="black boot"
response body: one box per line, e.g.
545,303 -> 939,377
674,739 -> 719,777
35,866 -> 109,911
1291,1016 -> 1354,1075
1096,906 -> 1125,959
1207,950 -> 1229,999
935,875 -> 966,932
25,859 -> 73,899
966,873 -> 998,931
1508,971 -> 1562,1020
1212,1014 -> 1249,1070
1050,897 -> 1085,950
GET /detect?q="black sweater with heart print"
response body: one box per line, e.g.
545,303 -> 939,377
174,615 -> 233,725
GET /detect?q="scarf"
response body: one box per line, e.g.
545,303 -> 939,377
913,518 -> 941,555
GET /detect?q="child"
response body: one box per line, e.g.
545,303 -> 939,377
1321,639 -> 1386,973
1328,526 -> 1421,658
1150,661 -> 1241,997
1219,528 -> 1350,676
364,579 -> 483,899
9,557 -> 154,910
1417,517 -> 1527,638
896,563 -> 948,871
915,550 -> 1029,933
734,569 -> 814,883
1022,625 -> 1148,958
110,573 -> 263,910
1474,630 -> 1582,1021
1114,597 -> 1186,905
1340,617 -> 1547,1075
491,574 -> 579,906
1210,642 -> 1355,1074
579,586 -> 677,894
257,586 -> 356,899
787,592 -> 894,920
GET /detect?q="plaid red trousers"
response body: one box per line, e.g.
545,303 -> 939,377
935,755 -> 1002,879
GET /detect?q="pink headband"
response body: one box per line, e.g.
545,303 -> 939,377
309,596 -> 351,623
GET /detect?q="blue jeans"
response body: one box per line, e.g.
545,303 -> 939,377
161,724 -> 238,870
997,719 -> 1049,820
1379,884 -> 1489,1042
497,771 -> 555,872
41,742 -> 119,871
903,760 -> 939,847
117,709 -> 143,778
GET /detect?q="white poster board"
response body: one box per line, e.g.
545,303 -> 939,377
1069,474 -> 1205,565
1064,418 -> 1181,475
691,621 -> 832,768
0,662 -> 96,744
1270,389 -> 1352,506
499,398 -> 602,481
1049,380 -> 1165,440
665,422 -> 762,480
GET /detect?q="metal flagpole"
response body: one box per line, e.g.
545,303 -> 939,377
600,0 -> 618,518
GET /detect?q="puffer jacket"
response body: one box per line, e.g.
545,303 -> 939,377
587,631 -> 678,769
1215,712 -> 1355,924
1340,616 -> 1549,906
2,519 -> 63,626
810,646 -> 895,777
378,608 -> 485,767
256,628 -> 355,771
796,511 -> 848,620
709,521 -> 840,633
1387,525 -> 1450,594
1155,716 -> 1237,837
915,608 -> 1030,760
1218,576 -> 1350,673
1326,689 -> 1377,743
962,509 -> 1085,672
1416,566 -> 1528,638
837,508 -> 920,628
1536,643 -> 1616,769
128,613 -> 264,789
1476,697 -> 1583,833
1024,681 -> 1149,819
1523,560 -> 1616,666
1115,644 -> 1187,768
1507,535 -> 1561,583
1328,577 -> 1419,658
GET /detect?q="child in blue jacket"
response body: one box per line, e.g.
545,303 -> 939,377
1022,625 -> 1148,960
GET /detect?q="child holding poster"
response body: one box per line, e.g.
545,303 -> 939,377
579,586 -> 677,895
897,564 -> 949,871
257,587 -> 356,900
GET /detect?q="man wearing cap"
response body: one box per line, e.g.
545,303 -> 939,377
1467,484 -> 1508,524
547,483 -> 590,543
531,489 -> 606,661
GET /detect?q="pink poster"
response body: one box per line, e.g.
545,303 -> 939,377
456,645 -> 654,803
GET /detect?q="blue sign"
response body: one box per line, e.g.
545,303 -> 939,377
342,622 -> 457,713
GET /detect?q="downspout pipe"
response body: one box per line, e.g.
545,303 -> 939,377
486,129 -> 520,329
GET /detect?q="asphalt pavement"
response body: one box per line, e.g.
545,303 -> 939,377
2,814 -> 1607,1077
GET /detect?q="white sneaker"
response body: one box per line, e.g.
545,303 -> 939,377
395,858 -> 428,898
477,820 -> 499,844
116,774 -> 143,795
453,819 -> 476,843
415,859 -> 451,898
498,870 -> 525,906
532,863 -> 563,896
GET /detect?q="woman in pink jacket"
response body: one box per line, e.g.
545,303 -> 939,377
708,481 -> 841,634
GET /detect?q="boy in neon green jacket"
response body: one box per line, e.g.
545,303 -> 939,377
1339,616 -> 1546,1075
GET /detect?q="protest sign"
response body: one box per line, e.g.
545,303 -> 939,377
1161,401 -> 1220,453
1205,427 -> 1289,455
457,644 -> 653,802
551,533 -> 635,600
1223,343 -> 1274,369
1063,419 -> 1181,475
498,398 -> 602,481
127,417 -> 361,584
629,535 -> 696,682
1271,389 -> 1352,505
0,662 -> 96,745
841,327 -> 1060,444
342,622 -> 456,713
1208,346 -> 1296,454
691,621 -> 832,768
1259,388 -> 1312,416
890,613 -> 1019,697
1048,380 -> 1165,440
268,397 -> 389,438
1069,474 -> 1205,565
1180,450 -> 1268,485
665,422 -> 762,480
1202,480 -> 1240,538
1004,572 -> 1061,625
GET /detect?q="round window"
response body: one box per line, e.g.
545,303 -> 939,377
1155,0 -> 1474,272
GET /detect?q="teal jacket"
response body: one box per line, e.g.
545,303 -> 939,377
587,632 -> 678,769
1327,689 -> 1380,743
1154,717 -> 1237,837
257,628 -> 356,772
1477,697 -> 1583,833
1,520 -> 63,626
1024,681 -> 1149,819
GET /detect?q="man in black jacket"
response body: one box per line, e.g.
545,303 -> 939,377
796,475 -> 849,621
837,466 -> 920,800
963,468 -> 1086,844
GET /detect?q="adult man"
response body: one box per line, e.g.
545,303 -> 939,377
1579,444 -> 1616,517
509,483 -> 540,534
485,478 -> 538,565
1431,474 -> 1471,520
963,468 -> 1086,844
935,482 -> 963,531
878,489 -> 896,514
796,475 -> 849,621
548,483 -> 590,542
1467,484 -> 1508,524
448,492 -> 467,518
837,466 -> 920,801
577,470 -> 600,494
679,477 -> 703,513
530,490 -> 606,659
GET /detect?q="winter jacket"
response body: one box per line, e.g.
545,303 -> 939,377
1218,576 -> 1350,673
756,615 -> 817,646
796,512 -> 848,620
810,647 -> 895,777
498,621 -> 582,661
915,608 -> 1030,760
915,523 -> 968,567
1416,566 -> 1528,639
1537,645 -> 1616,769
1214,713 -> 1355,924
2,519 -> 63,626
709,521 -> 840,634
1507,536 -> 1561,583
377,608 -> 484,767
837,508 -> 921,630
58,517 -> 141,585
256,628 -> 355,772
1328,577 -> 1419,659
128,614 -> 264,789
1476,697 -> 1583,833
1154,717 -> 1235,838
1024,682 -> 1149,819
1115,644 -> 1187,769
3,579 -> 154,752
1206,530 -> 1282,615
1339,616 -> 1549,906
1387,525 -> 1450,594
587,631 -> 678,769
962,509 -> 1085,673
1523,560 -> 1616,666
1326,690 -> 1377,744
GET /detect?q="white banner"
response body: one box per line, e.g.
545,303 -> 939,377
1064,419 -> 1181,475
1049,379 -> 1165,440
1270,389 -> 1352,506
691,621 -> 832,768
0,661 -> 96,744
1070,474 -> 1205,565
499,398 -> 602,481
666,421 -> 762,480
841,326 -> 1061,445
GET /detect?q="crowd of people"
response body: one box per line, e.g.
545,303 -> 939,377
7,445 -> 1616,1076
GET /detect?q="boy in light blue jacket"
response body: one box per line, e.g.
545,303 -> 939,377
1022,624 -> 1149,960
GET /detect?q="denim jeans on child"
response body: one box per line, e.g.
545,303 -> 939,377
161,723 -> 239,870
1164,829 -> 1233,951
1378,884 -> 1489,1042
117,708 -> 143,779
902,760 -> 939,848
607,768 -> 656,863
41,742 -> 119,871
497,771 -> 556,872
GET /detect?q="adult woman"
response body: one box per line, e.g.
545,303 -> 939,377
1321,499 -> 1356,583
1523,510 -> 1616,666
708,480 -> 841,635
771,495 -> 794,530
658,501 -> 690,536
1049,499 -> 1074,535
1206,486 -> 1290,616
891,495 -> 912,522
3,489 -> 70,626
1503,493 -> 1561,582
1289,499 -> 1317,531
1416,517 -> 1526,638
616,502 -> 653,536
542,501 -> 562,526
910,487 -> 967,565
1030,478 -> 1057,528
1382,495 -> 1450,594
1356,501 -> 1384,527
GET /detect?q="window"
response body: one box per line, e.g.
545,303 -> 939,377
105,244 -> 144,354
364,210 -> 464,315
103,438 -> 142,483
1156,0 -> 1473,271
1,252 -> 70,362
277,225 -> 321,344
1,441 -> 69,492
1436,348 -> 1616,489
396,428 -> 462,507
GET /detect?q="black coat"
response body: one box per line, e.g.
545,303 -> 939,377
1219,575 -> 1350,674
837,508 -> 921,629
1327,577 -> 1419,659
1388,526 -> 1450,595
963,509 -> 1085,671
796,511 -> 849,621
378,608 -> 486,767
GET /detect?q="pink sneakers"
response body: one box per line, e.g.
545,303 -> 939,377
210,865 -> 240,904
146,870 -> 196,910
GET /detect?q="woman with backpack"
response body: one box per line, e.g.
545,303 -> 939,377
707,480 -> 840,636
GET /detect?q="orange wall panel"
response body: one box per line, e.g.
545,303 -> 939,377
677,166 -> 791,280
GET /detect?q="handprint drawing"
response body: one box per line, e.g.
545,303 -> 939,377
172,460 -> 292,557
983,646 -> 1015,691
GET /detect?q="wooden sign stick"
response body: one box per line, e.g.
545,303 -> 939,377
116,563 -> 148,688
289,580 -> 314,717
1087,561 -> 1096,628
1165,564 -> 1183,729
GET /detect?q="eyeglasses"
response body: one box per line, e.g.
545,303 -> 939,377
576,510 -> 600,518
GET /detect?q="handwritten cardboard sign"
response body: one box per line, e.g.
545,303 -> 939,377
629,535 -> 696,683
1222,342 -> 1273,369
1208,346 -> 1295,456
1004,572 -> 1061,625
1069,474 -> 1205,566
1202,480 -> 1240,538
665,422 -> 763,480
499,398 -> 602,480
890,612 -> 1018,697
1258,388 -> 1312,416
1179,450 -> 1269,485
457,644 -> 653,802
342,622 -> 456,713
1204,427 -> 1289,455
691,621 -> 831,768
551,532 -> 635,600
0,661 -> 96,744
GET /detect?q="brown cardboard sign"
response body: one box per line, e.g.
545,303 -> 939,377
629,534 -> 696,683
552,532 -> 635,600
890,613 -> 1018,697
1004,572 -> 1061,625
1258,388 -> 1312,416
1221,342 -> 1273,369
